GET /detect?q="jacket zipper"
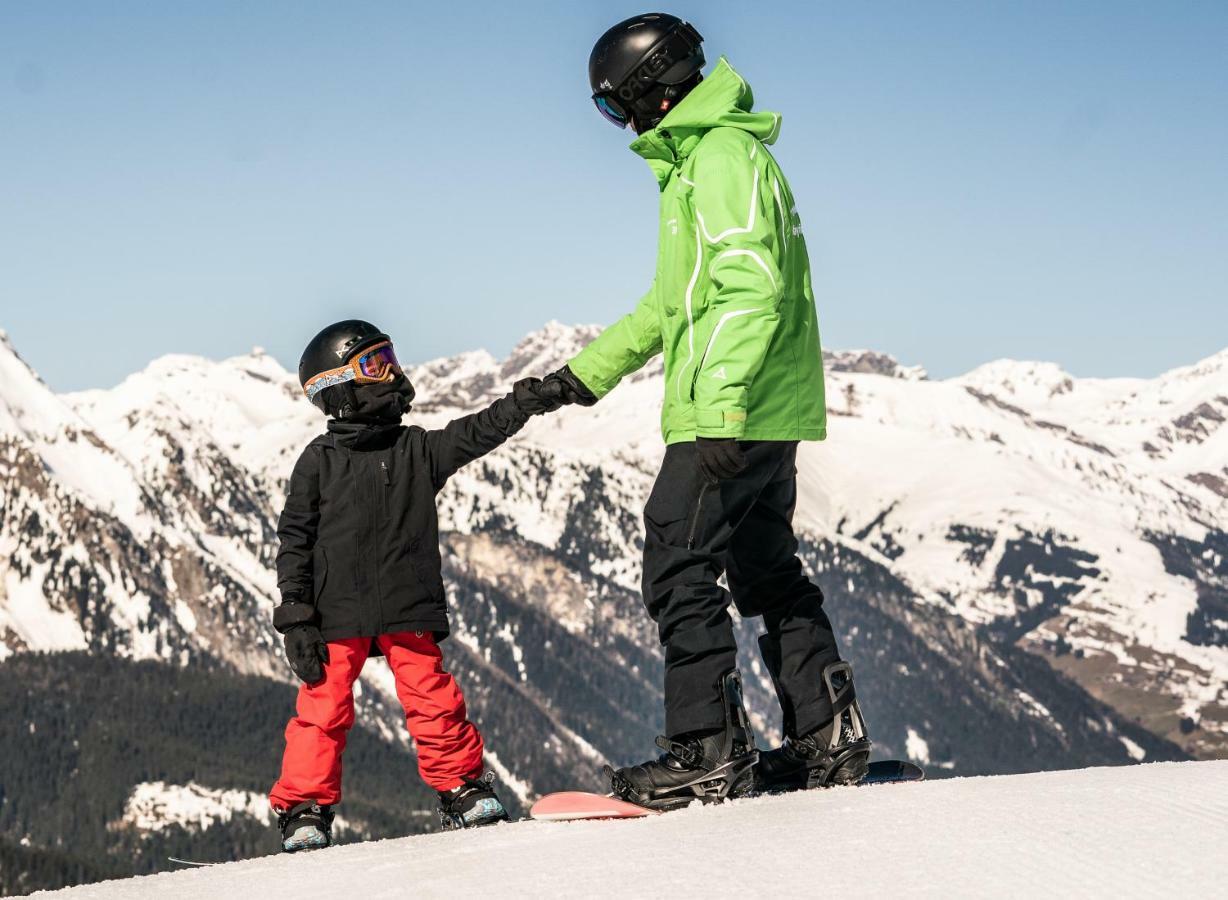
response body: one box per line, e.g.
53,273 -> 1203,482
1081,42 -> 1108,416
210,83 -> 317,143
686,484 -> 710,550
380,459 -> 390,516
371,455 -> 384,633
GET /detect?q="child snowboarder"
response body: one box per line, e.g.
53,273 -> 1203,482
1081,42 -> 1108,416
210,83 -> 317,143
269,319 -> 561,851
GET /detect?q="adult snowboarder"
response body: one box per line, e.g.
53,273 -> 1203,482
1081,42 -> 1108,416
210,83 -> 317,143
544,13 -> 871,810
270,319 -> 562,850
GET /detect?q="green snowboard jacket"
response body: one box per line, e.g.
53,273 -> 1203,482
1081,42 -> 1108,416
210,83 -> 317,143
568,58 -> 827,444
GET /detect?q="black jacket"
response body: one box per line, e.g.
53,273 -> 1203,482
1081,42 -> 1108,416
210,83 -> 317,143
273,394 -> 530,643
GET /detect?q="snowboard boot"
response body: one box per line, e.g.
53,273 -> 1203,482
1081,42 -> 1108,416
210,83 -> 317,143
437,773 -> 510,830
605,670 -> 759,812
759,661 -> 872,791
277,800 -> 334,853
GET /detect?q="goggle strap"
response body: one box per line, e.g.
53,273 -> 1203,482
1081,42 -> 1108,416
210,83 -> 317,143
304,367 -> 357,402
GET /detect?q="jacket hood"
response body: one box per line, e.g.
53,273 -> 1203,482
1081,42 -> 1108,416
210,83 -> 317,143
630,58 -> 782,184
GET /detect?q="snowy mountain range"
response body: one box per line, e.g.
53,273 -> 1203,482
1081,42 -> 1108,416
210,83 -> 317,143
2,321 -> 1226,888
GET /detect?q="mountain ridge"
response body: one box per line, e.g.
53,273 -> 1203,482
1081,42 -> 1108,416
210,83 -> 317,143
1,321 -> 1223,890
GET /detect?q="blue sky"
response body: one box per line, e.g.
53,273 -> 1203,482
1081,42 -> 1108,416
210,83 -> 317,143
2,1 -> 1225,391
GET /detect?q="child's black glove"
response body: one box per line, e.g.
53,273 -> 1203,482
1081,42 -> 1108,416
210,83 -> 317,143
542,366 -> 598,407
513,377 -> 565,415
283,624 -> 330,685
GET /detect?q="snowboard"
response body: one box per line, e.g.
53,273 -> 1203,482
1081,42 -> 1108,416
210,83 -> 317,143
529,760 -> 924,821
530,791 -> 662,821
859,759 -> 925,785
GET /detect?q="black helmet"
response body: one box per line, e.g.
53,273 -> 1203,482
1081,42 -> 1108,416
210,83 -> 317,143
299,319 -> 391,414
589,13 -> 704,134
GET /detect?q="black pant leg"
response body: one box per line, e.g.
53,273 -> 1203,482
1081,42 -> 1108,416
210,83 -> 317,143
726,444 -> 842,738
641,441 -> 780,738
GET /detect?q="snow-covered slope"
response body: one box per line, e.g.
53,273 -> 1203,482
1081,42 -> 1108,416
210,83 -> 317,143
36,761 -> 1228,899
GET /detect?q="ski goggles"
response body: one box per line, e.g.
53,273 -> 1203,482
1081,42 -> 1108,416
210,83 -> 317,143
593,95 -> 630,129
303,340 -> 402,403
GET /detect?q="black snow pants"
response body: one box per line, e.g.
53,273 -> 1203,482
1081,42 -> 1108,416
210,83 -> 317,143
642,440 -> 842,740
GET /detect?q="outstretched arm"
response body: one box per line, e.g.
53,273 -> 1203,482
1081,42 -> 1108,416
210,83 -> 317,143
424,379 -> 557,490
565,285 -> 663,399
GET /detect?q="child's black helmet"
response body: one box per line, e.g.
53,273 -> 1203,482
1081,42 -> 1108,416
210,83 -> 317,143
299,320 -> 392,414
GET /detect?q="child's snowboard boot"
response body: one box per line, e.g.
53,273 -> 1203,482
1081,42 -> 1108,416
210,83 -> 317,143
605,670 -> 759,812
277,800 -> 334,853
758,661 -> 872,791
437,774 -> 510,830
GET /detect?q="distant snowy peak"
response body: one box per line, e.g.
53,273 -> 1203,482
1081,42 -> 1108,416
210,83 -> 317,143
67,347 -> 315,480
0,327 -> 78,434
956,359 -> 1078,407
825,349 -> 928,381
410,322 -> 609,411
408,323 -> 926,412
1162,347 -> 1228,385
499,320 -> 603,380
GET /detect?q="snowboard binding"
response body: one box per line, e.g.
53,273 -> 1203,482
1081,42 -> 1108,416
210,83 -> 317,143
759,660 -> 872,791
277,800 -> 334,853
605,670 -> 759,812
437,773 -> 510,830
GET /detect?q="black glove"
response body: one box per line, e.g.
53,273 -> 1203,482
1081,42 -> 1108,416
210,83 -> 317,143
284,624 -> 330,685
543,365 -> 599,407
512,377 -> 565,416
696,437 -> 748,484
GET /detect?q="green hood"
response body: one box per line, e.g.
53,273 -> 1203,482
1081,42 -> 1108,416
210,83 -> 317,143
631,58 -> 783,186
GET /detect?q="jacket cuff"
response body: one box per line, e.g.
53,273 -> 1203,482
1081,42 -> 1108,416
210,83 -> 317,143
695,408 -> 747,438
273,601 -> 317,634
566,355 -> 614,400
498,394 -> 532,430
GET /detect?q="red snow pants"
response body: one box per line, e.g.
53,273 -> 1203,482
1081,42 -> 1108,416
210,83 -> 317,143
269,631 -> 484,809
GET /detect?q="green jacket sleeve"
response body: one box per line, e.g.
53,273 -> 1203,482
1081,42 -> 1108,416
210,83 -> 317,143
690,131 -> 784,438
567,284 -> 662,398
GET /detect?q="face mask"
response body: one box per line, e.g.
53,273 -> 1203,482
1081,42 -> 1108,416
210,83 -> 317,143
348,374 -> 416,423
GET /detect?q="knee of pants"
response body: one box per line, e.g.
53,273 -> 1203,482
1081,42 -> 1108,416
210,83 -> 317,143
662,617 -> 737,663
753,585 -> 827,629
732,560 -> 822,609
294,682 -> 357,734
292,641 -> 365,733
656,593 -> 736,645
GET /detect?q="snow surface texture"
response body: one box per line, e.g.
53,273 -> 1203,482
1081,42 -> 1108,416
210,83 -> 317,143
37,761 -> 1228,899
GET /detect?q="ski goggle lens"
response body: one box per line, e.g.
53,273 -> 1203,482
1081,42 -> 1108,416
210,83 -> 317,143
594,95 -> 628,129
356,342 -> 399,379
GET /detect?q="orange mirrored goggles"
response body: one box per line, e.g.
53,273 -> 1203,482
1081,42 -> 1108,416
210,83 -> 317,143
303,340 -> 402,403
